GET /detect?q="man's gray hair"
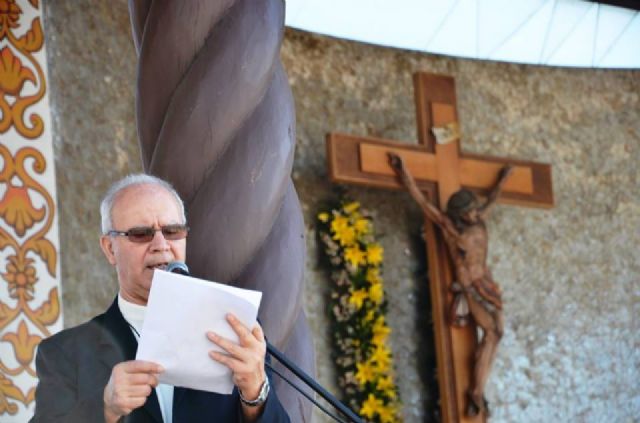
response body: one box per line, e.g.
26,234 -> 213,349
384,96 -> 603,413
100,174 -> 186,234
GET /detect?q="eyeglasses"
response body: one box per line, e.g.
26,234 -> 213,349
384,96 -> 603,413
107,224 -> 189,243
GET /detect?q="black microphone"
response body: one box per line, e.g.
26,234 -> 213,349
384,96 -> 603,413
166,261 -> 190,275
164,261 -> 363,423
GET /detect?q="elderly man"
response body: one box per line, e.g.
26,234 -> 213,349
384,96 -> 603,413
31,175 -> 290,423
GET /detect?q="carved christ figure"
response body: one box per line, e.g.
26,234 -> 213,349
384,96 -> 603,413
388,153 -> 513,417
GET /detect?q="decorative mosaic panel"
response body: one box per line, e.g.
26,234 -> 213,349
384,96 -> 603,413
0,0 -> 63,420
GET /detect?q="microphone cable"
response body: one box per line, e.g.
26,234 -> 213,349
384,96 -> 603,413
266,341 -> 363,423
264,361 -> 347,423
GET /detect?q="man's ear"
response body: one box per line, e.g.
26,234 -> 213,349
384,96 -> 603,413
100,235 -> 117,265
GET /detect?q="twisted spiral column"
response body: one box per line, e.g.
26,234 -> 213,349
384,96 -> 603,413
128,1 -> 314,420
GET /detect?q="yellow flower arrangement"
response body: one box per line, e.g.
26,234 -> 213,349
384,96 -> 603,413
372,316 -> 391,345
355,359 -> 377,385
354,217 -> 371,236
370,345 -> 392,371
376,375 -> 395,392
344,246 -> 367,268
360,394 -> 385,419
377,405 -> 398,423
332,216 -> 357,247
366,243 -> 384,266
342,201 -> 360,214
368,282 -> 384,305
317,200 -> 402,422
349,288 -> 369,310
366,268 -> 381,284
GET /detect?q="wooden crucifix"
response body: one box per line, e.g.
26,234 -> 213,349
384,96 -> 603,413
326,72 -> 553,423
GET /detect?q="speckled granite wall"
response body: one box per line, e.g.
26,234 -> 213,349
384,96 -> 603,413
43,2 -> 639,422
284,30 -> 640,423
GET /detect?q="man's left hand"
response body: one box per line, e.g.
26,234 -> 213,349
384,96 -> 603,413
207,314 -> 267,401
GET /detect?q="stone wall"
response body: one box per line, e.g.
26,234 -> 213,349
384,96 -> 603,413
44,1 -> 141,325
43,1 -> 639,422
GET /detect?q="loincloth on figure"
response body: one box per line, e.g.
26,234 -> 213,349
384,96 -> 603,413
450,276 -> 502,326
467,275 -> 502,312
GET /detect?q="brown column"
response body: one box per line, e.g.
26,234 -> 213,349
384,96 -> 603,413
128,1 -> 314,420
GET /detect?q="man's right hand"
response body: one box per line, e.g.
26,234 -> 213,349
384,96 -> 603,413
103,360 -> 163,423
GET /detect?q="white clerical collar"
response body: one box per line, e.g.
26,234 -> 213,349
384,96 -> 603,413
118,294 -> 175,423
118,293 -> 146,336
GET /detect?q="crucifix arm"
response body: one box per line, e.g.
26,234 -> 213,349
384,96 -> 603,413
388,153 -> 450,231
478,164 -> 513,217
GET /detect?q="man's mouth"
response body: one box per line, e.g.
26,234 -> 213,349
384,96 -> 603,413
147,263 -> 169,271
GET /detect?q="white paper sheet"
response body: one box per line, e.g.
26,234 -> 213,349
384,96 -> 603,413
136,270 -> 262,394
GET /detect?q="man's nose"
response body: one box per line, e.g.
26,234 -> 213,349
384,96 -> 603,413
149,229 -> 170,250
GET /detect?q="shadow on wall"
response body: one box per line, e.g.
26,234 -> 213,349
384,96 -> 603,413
407,208 -> 440,423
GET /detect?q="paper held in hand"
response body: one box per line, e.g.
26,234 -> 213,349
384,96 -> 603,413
136,270 -> 262,394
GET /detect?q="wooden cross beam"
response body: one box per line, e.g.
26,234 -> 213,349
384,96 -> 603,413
326,72 -> 553,423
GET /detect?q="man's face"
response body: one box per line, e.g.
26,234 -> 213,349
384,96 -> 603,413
99,184 -> 186,305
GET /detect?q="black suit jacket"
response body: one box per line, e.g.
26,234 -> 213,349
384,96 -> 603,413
31,298 -> 290,423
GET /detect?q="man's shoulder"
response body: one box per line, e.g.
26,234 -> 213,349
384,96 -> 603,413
39,310 -> 109,355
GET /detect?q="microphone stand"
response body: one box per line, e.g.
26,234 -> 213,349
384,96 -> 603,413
266,342 -> 364,423
164,263 -> 364,423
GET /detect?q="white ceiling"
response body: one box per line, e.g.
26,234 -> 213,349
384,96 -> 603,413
285,0 -> 640,68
